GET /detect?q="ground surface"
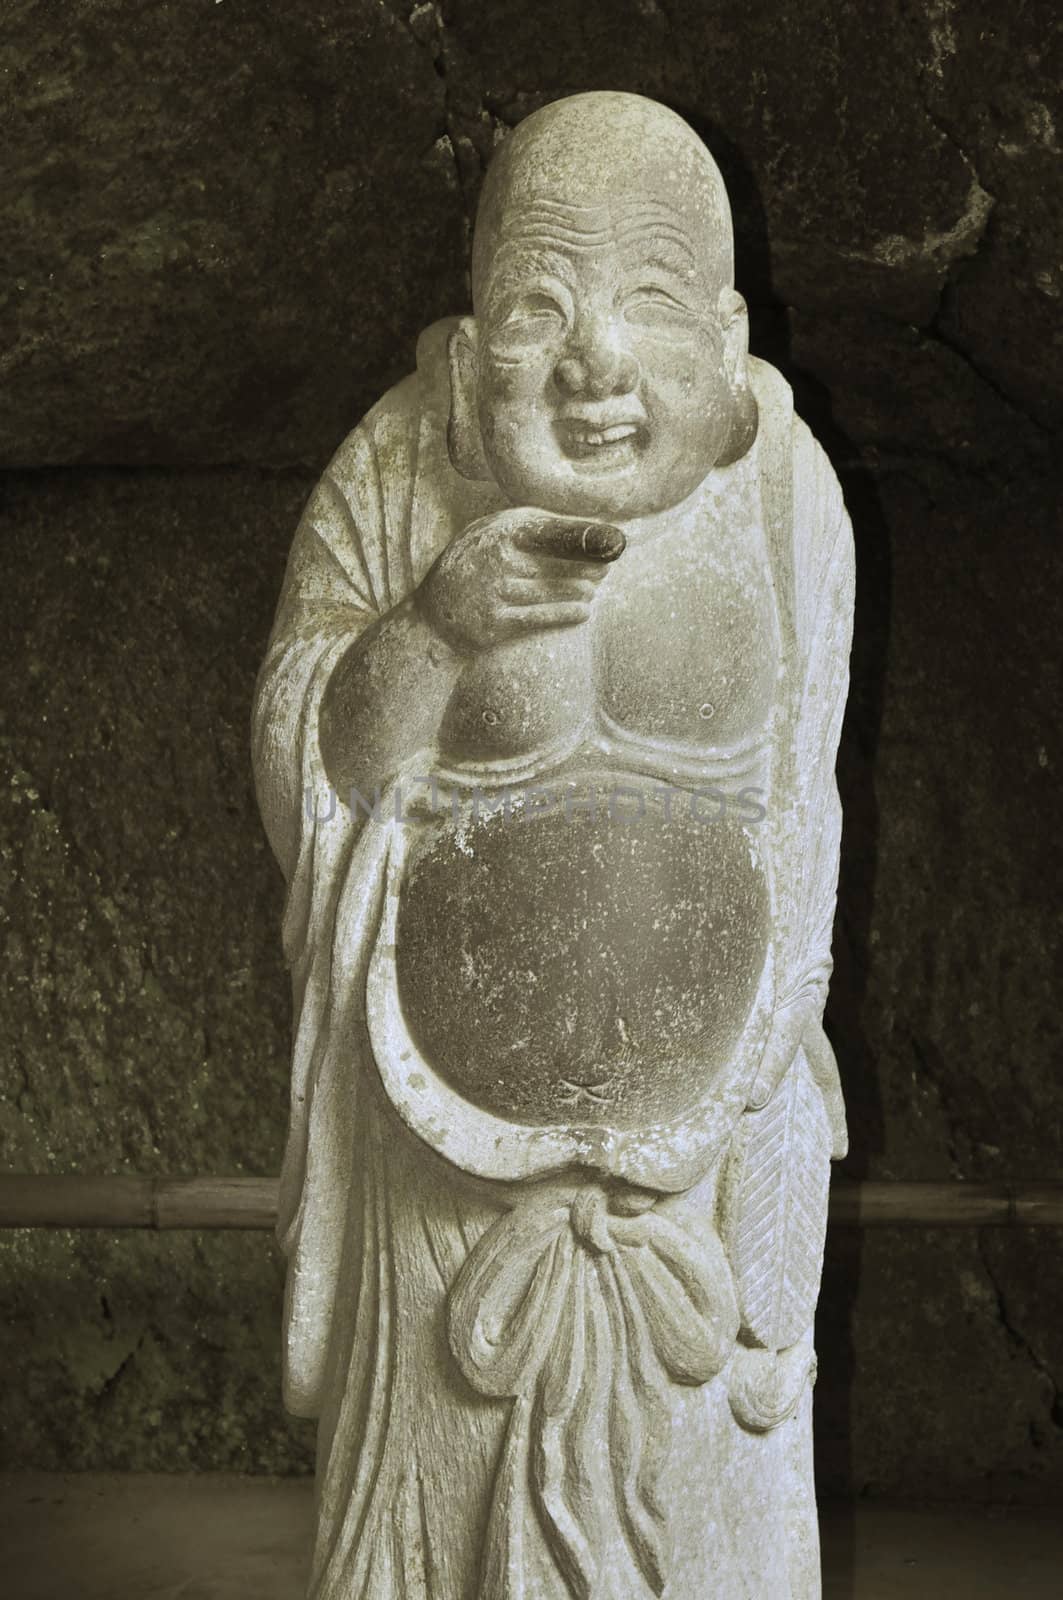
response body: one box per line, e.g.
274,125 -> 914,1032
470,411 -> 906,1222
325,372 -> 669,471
2,1473 -> 1061,1600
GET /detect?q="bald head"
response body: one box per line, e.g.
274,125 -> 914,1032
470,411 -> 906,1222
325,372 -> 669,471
472,92 -> 734,312
450,91 -> 755,519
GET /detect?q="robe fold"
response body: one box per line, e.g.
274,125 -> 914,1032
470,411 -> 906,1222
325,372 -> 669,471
252,321 -> 854,1599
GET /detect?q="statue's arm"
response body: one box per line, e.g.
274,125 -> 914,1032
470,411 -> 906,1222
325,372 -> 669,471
787,438 -> 854,1001
256,398 -> 618,864
253,397 -> 460,874
785,435 -> 855,1039
748,428 -> 855,1145
318,507 -> 624,801
317,595 -> 460,804
252,468 -> 379,877
720,432 -> 854,1381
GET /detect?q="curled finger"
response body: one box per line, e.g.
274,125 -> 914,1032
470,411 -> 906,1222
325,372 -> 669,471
500,576 -> 597,606
497,601 -> 591,633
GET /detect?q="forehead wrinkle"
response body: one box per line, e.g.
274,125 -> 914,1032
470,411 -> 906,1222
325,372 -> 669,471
498,212 -> 614,253
611,209 -> 724,276
485,239 -> 579,299
481,204 -> 725,310
513,194 -> 700,235
472,97 -> 736,309
493,195 -> 712,264
498,228 -> 612,257
491,215 -> 698,267
516,199 -> 612,225
614,226 -> 698,269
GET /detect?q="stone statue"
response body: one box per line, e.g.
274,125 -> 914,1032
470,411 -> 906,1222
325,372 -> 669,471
253,90 -> 854,1600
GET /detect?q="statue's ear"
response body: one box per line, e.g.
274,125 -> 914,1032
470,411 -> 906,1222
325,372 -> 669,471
716,288 -> 759,467
446,318 -> 493,482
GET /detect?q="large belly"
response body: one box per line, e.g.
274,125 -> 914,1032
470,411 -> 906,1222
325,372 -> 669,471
393,781 -> 771,1129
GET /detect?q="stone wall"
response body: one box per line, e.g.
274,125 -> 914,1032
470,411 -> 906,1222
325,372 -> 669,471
1,0 -> 1060,1498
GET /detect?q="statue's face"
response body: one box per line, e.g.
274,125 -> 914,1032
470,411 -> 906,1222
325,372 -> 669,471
467,196 -> 745,520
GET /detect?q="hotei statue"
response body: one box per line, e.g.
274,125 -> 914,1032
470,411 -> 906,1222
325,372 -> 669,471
254,90 -> 854,1600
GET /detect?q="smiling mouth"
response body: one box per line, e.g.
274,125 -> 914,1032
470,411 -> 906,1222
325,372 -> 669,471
557,418 -> 645,465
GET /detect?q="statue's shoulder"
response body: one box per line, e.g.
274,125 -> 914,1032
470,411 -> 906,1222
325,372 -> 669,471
747,356 -> 822,479
747,355 -> 847,533
747,354 -> 794,433
321,318 -> 458,512
327,318 -> 455,466
745,356 -> 851,652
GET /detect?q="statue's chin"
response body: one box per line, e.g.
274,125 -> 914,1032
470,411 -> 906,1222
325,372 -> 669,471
481,413 -> 737,521
488,451 -> 719,523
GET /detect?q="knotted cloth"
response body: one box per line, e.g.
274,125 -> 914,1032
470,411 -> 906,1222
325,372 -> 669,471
447,1183 -> 739,1600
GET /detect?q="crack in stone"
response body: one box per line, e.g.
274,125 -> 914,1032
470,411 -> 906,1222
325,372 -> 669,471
909,1031 -> 967,1177
923,0 -> 958,84
922,298 -> 1055,442
94,1331 -> 146,1408
386,1 -> 516,266
380,2 -> 467,236
906,2 -> 990,206
976,1232 -> 1063,1435
390,5 -> 451,141
841,177 -> 993,273
893,7 -> 1056,442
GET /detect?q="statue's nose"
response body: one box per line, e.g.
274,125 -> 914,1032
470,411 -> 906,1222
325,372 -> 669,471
554,312 -> 639,399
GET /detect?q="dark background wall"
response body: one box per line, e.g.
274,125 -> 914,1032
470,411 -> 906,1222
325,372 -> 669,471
1,0 -> 1060,1500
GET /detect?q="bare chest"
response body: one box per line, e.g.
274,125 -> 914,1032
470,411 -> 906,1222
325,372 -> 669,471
437,511 -> 780,770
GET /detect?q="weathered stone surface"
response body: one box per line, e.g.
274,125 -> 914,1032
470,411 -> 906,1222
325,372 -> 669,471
0,455 -> 1060,1491
787,311 -> 1037,474
0,1 -> 465,467
254,92 -> 853,1594
3,2 -> 1062,464
443,0 -> 988,321
815,459 -> 1063,1503
0,469 -> 306,1180
817,1229 -> 1063,1505
913,0 -> 1063,432
0,0 -> 1060,1515
0,467 -> 314,1471
828,464 -> 1063,1187
0,1230 -> 313,1474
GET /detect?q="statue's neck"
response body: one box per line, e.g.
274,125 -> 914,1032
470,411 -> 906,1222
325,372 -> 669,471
612,459 -> 742,546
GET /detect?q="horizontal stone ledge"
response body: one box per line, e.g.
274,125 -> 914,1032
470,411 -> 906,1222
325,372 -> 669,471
0,1175 -> 1061,1231
0,1175 -> 280,1231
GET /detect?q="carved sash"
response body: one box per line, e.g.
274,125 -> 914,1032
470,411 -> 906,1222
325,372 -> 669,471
448,1183 -> 739,1599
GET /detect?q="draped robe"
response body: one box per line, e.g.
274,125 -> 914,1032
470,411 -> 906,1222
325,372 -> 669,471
252,320 -> 854,1600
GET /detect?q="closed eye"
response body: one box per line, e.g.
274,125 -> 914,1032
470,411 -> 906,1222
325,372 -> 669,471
501,292 -> 567,330
622,285 -> 696,324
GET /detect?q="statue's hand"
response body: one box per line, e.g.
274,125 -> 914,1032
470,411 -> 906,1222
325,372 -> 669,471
414,508 -> 625,656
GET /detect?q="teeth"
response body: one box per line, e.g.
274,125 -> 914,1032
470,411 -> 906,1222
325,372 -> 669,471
575,423 -> 638,446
